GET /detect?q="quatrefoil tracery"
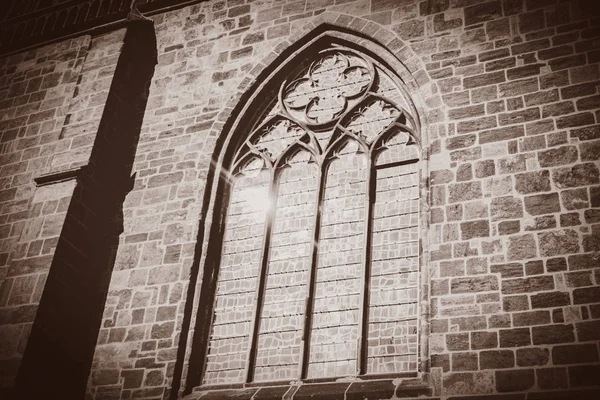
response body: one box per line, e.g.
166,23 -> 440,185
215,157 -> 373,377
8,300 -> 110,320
282,49 -> 373,126
232,49 -> 419,178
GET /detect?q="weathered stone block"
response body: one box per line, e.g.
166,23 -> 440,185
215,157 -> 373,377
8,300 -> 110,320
451,275 -> 498,294
490,263 -> 523,278
446,333 -> 469,351
516,347 -> 549,367
553,163 -> 600,188
573,286 -> 600,304
495,369 -> 535,392
452,352 -> 478,371
524,193 -> 560,215
491,196 -> 523,221
471,331 -> 498,350
449,182 -> 482,203
503,295 -> 529,312
552,343 -> 599,364
443,372 -> 494,395
480,350 -> 514,369
460,220 -> 490,239
513,310 -> 551,327
537,367 -> 569,389
530,291 -> 571,309
533,324 -> 575,345
499,327 -> 531,347
538,229 -> 580,256
507,234 -> 537,260
515,170 -> 551,194
498,220 -> 520,235
537,146 -> 578,167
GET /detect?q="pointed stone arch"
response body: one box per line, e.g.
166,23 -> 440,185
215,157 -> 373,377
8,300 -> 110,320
177,19 -> 439,396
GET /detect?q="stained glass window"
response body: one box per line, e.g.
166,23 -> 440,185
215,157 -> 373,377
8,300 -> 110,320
203,47 -> 421,385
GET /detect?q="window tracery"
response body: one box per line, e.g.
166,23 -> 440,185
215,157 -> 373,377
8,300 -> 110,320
203,46 -> 421,386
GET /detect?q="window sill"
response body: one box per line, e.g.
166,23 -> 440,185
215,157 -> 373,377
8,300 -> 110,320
185,376 -> 433,400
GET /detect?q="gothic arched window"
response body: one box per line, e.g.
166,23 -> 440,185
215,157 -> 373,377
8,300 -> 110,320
202,44 -> 421,386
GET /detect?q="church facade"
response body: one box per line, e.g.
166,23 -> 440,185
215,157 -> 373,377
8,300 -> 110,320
0,0 -> 599,399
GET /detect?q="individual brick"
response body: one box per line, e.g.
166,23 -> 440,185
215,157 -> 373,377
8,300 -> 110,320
530,292 -> 571,309
490,196 -> 523,221
515,170 -> 551,194
490,263 -> 523,278
449,182 -> 482,203
537,146 -> 578,167
546,257 -> 568,272
451,275 -> 498,294
480,350 -> 514,369
538,229 -> 580,256
556,112 -> 595,129
565,271 -> 593,288
474,160 -> 495,178
573,287 -> 600,304
495,369 -> 535,392
500,78 -> 539,101
446,333 -> 469,351
449,105 -> 485,120
513,310 -> 551,327
516,347 -> 549,367
457,116 -> 497,133
503,295 -> 529,312
524,215 -> 557,231
479,125 -> 524,144
446,135 -> 476,150
498,220 -> 520,235
463,71 -> 505,89
524,193 -> 560,215
507,234 -> 537,260
542,101 -> 576,118
499,327 -> 531,347
442,372 -> 495,395
576,320 -> 600,342
460,220 -> 490,239
537,367 -> 569,390
570,125 -> 600,141
533,324 -> 575,345
452,352 -> 479,371
471,331 -> 498,349
552,343 -> 599,364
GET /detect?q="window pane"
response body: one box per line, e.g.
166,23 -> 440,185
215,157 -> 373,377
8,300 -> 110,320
308,141 -> 367,378
203,162 -> 270,385
368,159 -> 419,374
254,152 -> 319,382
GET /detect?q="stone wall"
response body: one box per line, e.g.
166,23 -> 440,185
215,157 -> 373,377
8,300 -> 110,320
0,0 -> 598,399
0,35 -> 91,387
0,29 -> 127,392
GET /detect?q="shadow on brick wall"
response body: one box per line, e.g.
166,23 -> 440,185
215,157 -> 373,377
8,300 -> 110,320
13,19 -> 157,400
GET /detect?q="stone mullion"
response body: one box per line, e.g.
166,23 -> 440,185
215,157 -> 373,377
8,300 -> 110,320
300,161 -> 326,380
357,153 -> 376,376
244,167 -> 280,383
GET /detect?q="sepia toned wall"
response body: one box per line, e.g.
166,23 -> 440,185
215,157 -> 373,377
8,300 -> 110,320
0,0 -> 598,399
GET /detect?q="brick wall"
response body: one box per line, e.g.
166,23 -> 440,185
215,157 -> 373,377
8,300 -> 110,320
0,35 -> 90,388
0,0 -> 599,399
0,29 -> 128,393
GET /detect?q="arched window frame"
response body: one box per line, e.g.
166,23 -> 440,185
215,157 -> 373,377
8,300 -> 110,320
185,28 -> 431,393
